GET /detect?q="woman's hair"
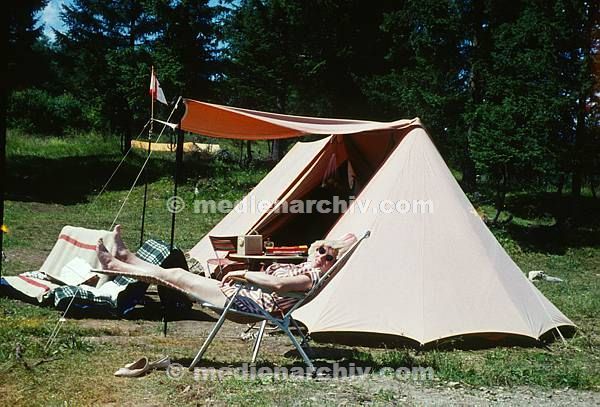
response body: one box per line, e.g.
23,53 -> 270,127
308,233 -> 357,260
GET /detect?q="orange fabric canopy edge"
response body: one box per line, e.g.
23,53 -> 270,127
180,98 -> 422,140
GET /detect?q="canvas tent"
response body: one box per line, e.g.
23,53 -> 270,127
183,99 -> 575,347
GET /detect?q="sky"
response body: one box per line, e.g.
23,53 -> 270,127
38,0 -> 70,41
38,0 -> 224,42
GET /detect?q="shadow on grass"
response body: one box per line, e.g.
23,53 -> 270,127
505,223 -> 600,255
506,192 -> 599,225
6,154 -> 211,204
500,192 -> 600,254
7,151 -> 275,205
175,346 -> 434,378
57,298 -> 218,323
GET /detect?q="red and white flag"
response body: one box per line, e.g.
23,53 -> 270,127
149,68 -> 168,105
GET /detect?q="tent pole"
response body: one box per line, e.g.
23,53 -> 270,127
163,122 -> 183,337
170,124 -> 184,251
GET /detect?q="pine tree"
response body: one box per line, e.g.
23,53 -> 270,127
8,1 -> 49,91
153,0 -> 219,100
56,0 -> 158,147
362,1 -> 468,172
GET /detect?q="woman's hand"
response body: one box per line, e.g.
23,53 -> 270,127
222,269 -> 247,285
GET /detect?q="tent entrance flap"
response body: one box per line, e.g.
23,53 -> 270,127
249,138 -> 348,242
187,137 -> 332,263
249,132 -> 408,246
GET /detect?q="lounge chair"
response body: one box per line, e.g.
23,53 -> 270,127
188,230 -> 371,373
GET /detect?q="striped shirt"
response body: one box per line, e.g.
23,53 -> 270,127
219,262 -> 321,316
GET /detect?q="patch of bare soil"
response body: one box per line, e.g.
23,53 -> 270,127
2,247 -> 49,274
335,376 -> 600,406
69,312 -> 600,406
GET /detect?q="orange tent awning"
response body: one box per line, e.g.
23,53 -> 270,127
180,99 -> 421,140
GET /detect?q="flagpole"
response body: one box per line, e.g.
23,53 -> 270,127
140,66 -> 154,246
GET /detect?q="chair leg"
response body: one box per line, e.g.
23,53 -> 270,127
188,310 -> 227,371
280,323 -> 315,373
290,317 -> 308,344
189,287 -> 241,371
250,320 -> 267,364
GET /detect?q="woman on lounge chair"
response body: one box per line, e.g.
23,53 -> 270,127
96,226 -> 348,315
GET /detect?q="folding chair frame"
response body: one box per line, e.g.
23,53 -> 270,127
206,235 -> 243,279
188,231 -> 371,373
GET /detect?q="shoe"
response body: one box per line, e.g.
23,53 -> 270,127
149,356 -> 171,370
114,357 -> 150,377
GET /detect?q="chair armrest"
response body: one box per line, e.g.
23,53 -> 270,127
230,278 -> 307,299
273,291 -> 305,299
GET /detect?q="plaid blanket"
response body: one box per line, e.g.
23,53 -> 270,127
53,275 -> 139,311
135,239 -> 172,266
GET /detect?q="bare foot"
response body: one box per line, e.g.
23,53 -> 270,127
96,239 -> 174,288
97,238 -> 123,272
113,225 -> 134,262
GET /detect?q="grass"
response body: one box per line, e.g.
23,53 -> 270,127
3,129 -> 269,251
1,130 -> 599,404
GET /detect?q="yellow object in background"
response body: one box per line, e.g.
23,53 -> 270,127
131,140 -> 220,154
1,224 -> 9,234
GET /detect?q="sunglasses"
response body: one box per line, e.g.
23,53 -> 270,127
317,246 -> 334,262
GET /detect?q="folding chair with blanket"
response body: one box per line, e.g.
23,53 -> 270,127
188,231 -> 371,372
206,235 -> 246,280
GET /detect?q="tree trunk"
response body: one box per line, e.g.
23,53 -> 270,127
492,192 -> 505,224
245,140 -> 252,166
492,165 -> 508,224
463,0 -> 487,192
556,173 -> 565,195
121,129 -> 132,155
270,140 -> 281,161
129,13 -> 136,49
462,126 -> 477,192
570,3 -> 594,222
270,88 -> 288,161
123,110 -> 133,154
571,94 -> 586,200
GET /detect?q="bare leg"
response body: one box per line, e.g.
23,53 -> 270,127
98,240 -> 228,308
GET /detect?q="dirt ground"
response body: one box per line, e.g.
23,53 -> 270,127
72,307 -> 600,406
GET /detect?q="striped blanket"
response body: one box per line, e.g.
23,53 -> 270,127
1,271 -> 61,302
2,226 -> 117,302
0,226 -> 170,314
42,226 -> 117,287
